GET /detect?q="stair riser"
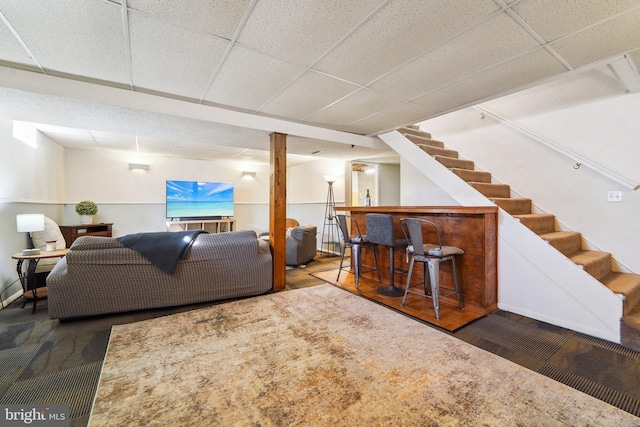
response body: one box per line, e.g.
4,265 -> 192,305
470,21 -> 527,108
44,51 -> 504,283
546,234 -> 582,256
472,183 -> 510,198
405,134 -> 445,148
579,257 -> 612,281
452,169 -> 492,183
419,145 -> 458,158
491,199 -> 532,215
399,127 -> 432,139
515,215 -> 555,235
435,156 -> 474,170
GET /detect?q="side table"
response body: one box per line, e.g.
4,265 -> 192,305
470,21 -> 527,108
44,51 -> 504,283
11,249 -> 69,313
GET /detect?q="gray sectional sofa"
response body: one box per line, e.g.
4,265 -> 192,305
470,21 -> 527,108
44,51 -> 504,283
47,230 -> 272,319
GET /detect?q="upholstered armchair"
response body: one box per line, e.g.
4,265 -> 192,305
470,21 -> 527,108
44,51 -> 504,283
286,225 -> 317,266
259,222 -> 317,266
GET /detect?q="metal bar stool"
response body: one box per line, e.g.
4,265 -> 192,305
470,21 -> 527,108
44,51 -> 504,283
336,214 -> 380,288
365,213 -> 408,297
400,217 -> 464,320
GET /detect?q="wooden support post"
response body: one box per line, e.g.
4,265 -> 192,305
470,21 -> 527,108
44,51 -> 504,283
270,132 -> 287,291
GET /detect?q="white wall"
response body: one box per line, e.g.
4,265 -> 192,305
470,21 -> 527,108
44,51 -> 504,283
400,159 -> 458,206
382,129 -> 624,343
0,120 -> 66,305
287,158 -> 346,250
62,145 -> 346,237
422,70 -> 640,274
377,163 -> 401,206
0,127 -> 346,306
63,149 -> 273,236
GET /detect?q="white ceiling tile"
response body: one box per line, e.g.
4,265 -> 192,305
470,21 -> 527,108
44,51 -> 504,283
550,8 -> 640,69
629,50 -> 640,70
1,0 -> 640,155
370,13 -> 540,100
0,21 -> 37,67
230,149 -> 271,163
172,146 -> 234,161
347,102 -> 431,135
313,0 -> 499,85
136,146 -> 174,156
127,0 -> 251,39
512,0 -> 640,42
0,0 -> 129,82
260,71 -> 360,120
39,129 -> 97,150
129,11 -> 229,99
94,137 -> 136,151
137,141 -> 177,156
175,140 -> 246,153
237,0 -> 382,66
203,45 -> 304,111
412,49 -> 567,117
305,88 -> 400,127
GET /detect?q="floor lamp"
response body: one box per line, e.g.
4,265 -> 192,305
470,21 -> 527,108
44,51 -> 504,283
321,177 -> 339,255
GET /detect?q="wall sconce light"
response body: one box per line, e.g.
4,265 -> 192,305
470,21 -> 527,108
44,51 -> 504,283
129,163 -> 150,171
16,213 -> 45,255
242,171 -> 256,178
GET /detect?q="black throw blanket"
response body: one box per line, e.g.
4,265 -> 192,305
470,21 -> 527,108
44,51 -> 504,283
116,230 -> 208,274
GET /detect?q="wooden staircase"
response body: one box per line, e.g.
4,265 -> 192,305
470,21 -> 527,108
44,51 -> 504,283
399,125 -> 640,351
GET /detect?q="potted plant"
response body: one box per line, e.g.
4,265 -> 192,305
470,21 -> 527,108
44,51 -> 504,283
75,200 -> 98,224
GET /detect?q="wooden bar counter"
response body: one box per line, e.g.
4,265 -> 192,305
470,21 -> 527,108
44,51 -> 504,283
331,206 -> 498,329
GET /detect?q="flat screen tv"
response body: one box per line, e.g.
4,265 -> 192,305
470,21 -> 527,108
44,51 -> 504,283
166,180 -> 234,220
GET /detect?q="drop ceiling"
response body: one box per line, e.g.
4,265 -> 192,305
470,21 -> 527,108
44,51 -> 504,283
0,0 -> 639,164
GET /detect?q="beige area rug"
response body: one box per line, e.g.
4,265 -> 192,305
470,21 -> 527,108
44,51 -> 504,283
90,284 -> 639,426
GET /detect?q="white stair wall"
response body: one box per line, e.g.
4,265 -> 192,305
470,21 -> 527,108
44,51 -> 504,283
379,130 -> 624,342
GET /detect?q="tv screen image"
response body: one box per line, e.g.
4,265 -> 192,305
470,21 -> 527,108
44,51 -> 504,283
166,180 -> 234,219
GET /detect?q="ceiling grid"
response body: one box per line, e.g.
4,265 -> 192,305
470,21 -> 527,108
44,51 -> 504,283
0,0 -> 638,163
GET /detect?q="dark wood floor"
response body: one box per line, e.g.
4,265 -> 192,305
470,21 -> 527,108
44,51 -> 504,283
314,268 -> 485,331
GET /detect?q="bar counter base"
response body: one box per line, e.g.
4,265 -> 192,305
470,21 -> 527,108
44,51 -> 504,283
313,269 -> 486,331
376,285 -> 405,297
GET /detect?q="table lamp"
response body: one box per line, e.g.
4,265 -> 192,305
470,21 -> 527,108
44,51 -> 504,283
16,213 -> 45,255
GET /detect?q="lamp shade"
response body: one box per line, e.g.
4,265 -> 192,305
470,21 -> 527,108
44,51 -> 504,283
16,214 -> 45,233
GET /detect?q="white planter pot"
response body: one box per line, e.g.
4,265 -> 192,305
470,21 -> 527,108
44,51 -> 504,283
80,215 -> 93,225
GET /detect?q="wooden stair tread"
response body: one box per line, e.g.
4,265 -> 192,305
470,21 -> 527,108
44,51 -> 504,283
603,272 -> 640,315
